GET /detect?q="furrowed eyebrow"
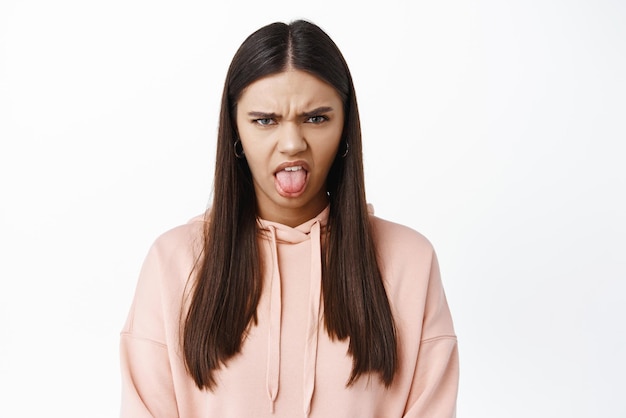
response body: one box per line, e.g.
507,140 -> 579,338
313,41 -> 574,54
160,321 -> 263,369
301,106 -> 334,117
246,107 -> 334,119
247,111 -> 278,118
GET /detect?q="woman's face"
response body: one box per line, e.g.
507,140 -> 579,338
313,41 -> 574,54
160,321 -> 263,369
236,70 -> 344,227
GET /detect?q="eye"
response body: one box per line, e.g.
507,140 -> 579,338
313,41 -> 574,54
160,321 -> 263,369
253,118 -> 276,126
306,115 -> 328,124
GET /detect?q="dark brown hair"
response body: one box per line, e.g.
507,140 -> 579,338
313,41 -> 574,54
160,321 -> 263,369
183,20 -> 397,389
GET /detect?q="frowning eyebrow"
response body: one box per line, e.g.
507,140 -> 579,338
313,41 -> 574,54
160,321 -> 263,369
247,111 -> 278,119
247,106 -> 335,119
302,106 -> 334,117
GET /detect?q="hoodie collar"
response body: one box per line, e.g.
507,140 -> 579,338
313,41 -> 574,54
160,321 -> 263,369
257,205 -> 330,244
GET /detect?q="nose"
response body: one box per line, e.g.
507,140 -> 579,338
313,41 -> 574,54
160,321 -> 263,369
276,123 -> 307,155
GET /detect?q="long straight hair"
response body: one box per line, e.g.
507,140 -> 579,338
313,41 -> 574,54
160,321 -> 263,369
183,20 -> 397,389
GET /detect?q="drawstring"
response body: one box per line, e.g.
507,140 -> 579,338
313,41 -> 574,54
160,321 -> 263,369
266,226 -> 281,413
303,220 -> 322,417
263,218 -> 324,416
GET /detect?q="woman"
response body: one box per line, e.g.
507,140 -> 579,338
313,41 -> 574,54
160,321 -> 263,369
120,20 -> 458,417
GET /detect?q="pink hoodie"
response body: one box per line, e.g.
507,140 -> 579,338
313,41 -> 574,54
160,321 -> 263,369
120,206 -> 458,417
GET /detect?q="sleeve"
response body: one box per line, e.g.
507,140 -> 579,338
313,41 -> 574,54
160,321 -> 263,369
119,243 -> 181,418
403,252 -> 459,418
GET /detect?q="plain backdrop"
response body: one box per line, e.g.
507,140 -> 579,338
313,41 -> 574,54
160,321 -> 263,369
1,0 -> 624,417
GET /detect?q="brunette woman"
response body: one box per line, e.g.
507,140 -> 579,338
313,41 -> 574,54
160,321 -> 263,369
120,20 -> 458,418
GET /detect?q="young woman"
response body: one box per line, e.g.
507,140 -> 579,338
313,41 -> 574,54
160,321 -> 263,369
120,20 -> 458,418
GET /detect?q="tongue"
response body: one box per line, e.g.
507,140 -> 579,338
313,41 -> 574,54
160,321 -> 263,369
275,169 -> 307,193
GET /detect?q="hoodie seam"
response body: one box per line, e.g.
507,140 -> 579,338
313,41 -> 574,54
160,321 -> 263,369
420,335 -> 457,345
120,331 -> 168,349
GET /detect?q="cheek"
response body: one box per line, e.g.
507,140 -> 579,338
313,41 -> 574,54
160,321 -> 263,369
237,126 -> 259,157
241,138 -> 271,164
318,131 -> 343,163
239,141 -> 272,181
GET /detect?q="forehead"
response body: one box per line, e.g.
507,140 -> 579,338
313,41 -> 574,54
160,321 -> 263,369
237,70 -> 342,110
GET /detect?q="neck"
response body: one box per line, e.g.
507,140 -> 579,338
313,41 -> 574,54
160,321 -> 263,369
257,199 -> 329,228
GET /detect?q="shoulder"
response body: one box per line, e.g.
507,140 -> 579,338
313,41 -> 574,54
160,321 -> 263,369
122,214 -> 206,338
368,212 -> 439,295
131,213 -> 206,304
369,214 -> 435,259
147,213 -> 206,265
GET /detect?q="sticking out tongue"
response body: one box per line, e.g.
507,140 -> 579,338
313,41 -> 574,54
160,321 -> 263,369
275,168 -> 307,194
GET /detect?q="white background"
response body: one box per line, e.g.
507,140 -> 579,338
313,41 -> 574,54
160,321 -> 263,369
1,0 -> 624,417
